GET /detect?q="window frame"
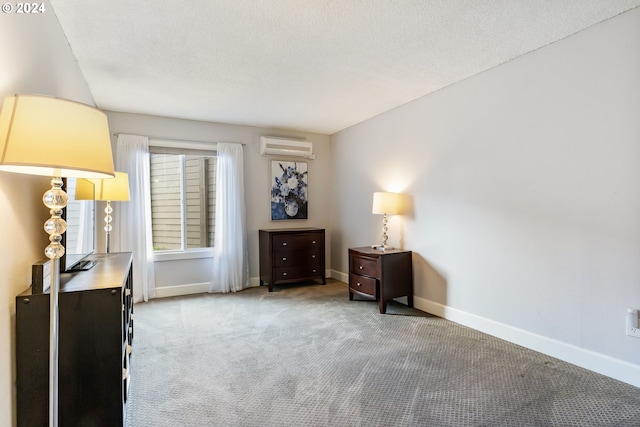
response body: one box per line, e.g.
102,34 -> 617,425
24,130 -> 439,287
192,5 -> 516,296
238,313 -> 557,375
149,139 -> 218,260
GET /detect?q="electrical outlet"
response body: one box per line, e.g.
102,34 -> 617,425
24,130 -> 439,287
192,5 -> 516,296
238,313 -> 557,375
626,309 -> 640,338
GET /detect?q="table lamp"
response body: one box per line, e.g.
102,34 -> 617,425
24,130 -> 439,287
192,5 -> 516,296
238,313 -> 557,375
0,94 -> 114,426
76,171 -> 130,253
372,191 -> 399,251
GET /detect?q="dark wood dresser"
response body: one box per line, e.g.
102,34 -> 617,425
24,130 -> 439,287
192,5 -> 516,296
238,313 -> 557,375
15,252 -> 133,427
349,247 -> 413,313
259,228 -> 325,291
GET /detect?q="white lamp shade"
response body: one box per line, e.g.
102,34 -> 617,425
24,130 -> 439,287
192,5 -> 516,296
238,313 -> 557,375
0,95 -> 115,178
372,192 -> 399,215
73,178 -> 95,200
76,171 -> 130,201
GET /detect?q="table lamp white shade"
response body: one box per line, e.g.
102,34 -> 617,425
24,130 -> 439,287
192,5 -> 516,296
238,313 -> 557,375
372,191 -> 400,251
75,171 -> 130,253
0,94 -> 115,178
372,191 -> 399,215
76,171 -> 130,201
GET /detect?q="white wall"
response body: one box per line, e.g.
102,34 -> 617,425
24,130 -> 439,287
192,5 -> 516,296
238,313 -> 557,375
331,8 -> 640,387
0,2 -> 97,425
106,111 -> 332,295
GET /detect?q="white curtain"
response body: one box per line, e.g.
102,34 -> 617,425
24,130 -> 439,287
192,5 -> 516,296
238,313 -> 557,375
210,143 -> 249,293
115,134 -> 156,302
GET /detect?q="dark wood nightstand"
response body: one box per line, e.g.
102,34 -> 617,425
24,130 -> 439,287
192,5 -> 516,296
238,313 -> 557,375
348,246 -> 413,314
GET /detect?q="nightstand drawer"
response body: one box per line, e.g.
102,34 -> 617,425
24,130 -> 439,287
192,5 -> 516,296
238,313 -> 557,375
349,273 -> 377,297
350,255 -> 378,278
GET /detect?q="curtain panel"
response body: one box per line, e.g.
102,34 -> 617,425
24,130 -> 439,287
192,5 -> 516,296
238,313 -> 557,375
210,142 -> 249,293
115,134 -> 156,302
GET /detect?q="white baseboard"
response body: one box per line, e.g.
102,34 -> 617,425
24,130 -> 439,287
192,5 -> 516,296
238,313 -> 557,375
155,282 -> 211,298
414,295 -> 640,388
330,269 -> 348,283
154,277 -> 262,299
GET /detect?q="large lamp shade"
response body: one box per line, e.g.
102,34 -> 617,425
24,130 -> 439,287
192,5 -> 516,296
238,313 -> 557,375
0,95 -> 115,178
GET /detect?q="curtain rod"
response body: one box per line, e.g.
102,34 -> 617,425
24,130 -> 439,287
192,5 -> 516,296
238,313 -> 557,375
112,133 -> 246,146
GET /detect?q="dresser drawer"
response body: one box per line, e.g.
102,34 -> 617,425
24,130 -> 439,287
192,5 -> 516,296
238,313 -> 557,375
274,250 -> 321,267
350,254 -> 378,278
349,273 -> 377,297
273,233 -> 323,252
275,265 -> 323,282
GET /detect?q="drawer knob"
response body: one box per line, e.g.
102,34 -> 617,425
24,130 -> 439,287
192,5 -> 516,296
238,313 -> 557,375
359,266 -> 363,270
357,282 -> 362,287
282,272 -> 287,276
282,242 -> 287,246
311,255 -> 316,258
312,240 -> 316,244
312,269 -> 317,273
282,257 -> 287,261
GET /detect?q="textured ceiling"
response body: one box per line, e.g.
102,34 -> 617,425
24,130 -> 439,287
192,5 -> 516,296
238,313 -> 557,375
50,0 -> 640,134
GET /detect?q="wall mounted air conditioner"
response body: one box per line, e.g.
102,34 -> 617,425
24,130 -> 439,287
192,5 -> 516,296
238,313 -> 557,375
260,136 -> 315,159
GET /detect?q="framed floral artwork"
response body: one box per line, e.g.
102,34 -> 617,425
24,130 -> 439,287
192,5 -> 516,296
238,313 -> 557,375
271,160 -> 308,220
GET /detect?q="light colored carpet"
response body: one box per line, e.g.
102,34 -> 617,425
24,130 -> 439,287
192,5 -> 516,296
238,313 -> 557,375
126,280 -> 640,426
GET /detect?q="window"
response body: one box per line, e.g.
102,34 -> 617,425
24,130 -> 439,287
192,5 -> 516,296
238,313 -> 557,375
149,144 -> 217,252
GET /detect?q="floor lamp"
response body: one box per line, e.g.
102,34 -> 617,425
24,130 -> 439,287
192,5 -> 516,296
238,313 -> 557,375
76,171 -> 130,253
0,95 -> 114,426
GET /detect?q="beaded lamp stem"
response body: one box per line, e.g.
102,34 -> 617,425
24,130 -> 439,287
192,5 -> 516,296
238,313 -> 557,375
381,213 -> 389,249
104,200 -> 113,253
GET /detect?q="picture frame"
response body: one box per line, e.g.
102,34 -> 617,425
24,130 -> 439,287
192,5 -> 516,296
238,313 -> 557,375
270,160 -> 308,220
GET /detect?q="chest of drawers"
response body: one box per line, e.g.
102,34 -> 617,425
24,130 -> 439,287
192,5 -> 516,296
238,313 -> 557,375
349,247 -> 413,314
259,228 -> 325,292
